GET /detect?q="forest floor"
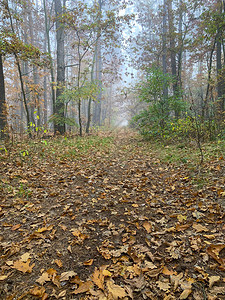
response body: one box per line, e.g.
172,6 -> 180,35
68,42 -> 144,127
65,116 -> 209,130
0,129 -> 225,300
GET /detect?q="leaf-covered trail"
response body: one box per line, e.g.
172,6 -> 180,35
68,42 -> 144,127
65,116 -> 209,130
0,132 -> 225,299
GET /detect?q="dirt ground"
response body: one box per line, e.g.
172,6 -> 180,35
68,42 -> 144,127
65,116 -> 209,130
0,132 -> 225,299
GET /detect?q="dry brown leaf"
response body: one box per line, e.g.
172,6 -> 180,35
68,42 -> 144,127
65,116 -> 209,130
36,272 -> 51,285
147,266 -> 164,277
72,280 -> 93,294
11,224 -> 21,231
92,266 -> 107,290
162,266 -> 176,276
83,259 -> 94,266
209,276 -> 220,288
207,244 -> 225,266
157,280 -> 171,291
20,252 -> 31,262
29,286 -> 46,297
179,289 -> 192,299
36,225 -> 53,233
170,272 -> 183,291
12,259 -> 34,273
176,223 -> 192,231
193,223 -> 208,232
60,271 -> 77,281
54,259 -> 63,268
106,279 -> 127,299
0,275 -> 9,280
143,221 -> 152,233
203,234 -> 216,240
59,224 -> 67,231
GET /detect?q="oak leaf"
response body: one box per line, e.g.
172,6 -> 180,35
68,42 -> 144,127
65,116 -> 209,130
12,259 -> 35,273
106,279 -> 127,299
36,272 -> 51,285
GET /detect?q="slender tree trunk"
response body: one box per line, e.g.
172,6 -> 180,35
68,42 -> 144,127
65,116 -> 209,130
93,0 -> 103,127
54,0 -> 65,134
0,54 -> 6,138
162,0 -> 168,121
43,0 -> 56,127
86,46 -> 97,134
6,0 -> 31,136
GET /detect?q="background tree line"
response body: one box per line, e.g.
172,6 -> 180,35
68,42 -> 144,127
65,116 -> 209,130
127,0 -> 225,144
0,0 -> 132,138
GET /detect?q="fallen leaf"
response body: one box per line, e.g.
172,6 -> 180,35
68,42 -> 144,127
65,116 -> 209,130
0,275 -> 9,280
209,276 -> 220,288
162,266 -> 176,276
36,272 -> 51,285
157,280 -> 171,291
12,259 -> 35,273
177,214 -> 187,222
92,266 -> 107,290
143,221 -> 152,233
193,223 -> 208,232
29,286 -> 46,297
83,259 -> 93,266
60,271 -> 77,281
106,279 -> 127,299
11,224 -> 21,231
176,223 -> 192,231
180,289 -> 192,299
20,252 -> 31,262
54,259 -> 63,268
72,280 -> 93,294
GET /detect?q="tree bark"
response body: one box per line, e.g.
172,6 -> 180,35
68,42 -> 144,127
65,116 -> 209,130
0,54 -> 7,138
43,0 -> 56,127
162,0 -> 168,118
54,0 -> 65,134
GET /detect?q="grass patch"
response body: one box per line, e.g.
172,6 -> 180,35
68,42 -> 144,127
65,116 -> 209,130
0,135 -> 115,164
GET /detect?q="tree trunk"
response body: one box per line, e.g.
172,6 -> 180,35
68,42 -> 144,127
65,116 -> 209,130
43,0 -> 56,128
162,0 -> 168,119
54,0 -> 65,134
0,54 -> 7,138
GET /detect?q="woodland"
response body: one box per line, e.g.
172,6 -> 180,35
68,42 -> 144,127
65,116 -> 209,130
0,0 -> 225,299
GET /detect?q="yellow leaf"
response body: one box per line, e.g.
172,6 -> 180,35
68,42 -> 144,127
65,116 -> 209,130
106,279 -> 127,299
0,275 -> 9,280
102,269 -> 112,277
179,289 -> 192,299
177,214 -> 187,222
36,272 -> 51,285
12,259 -> 35,273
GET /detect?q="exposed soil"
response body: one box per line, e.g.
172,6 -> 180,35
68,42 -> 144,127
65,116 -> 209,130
0,131 -> 225,299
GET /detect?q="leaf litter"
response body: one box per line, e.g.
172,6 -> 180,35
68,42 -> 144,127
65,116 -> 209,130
0,131 -> 225,299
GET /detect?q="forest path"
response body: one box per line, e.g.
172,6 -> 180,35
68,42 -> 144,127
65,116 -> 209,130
0,131 -> 224,299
